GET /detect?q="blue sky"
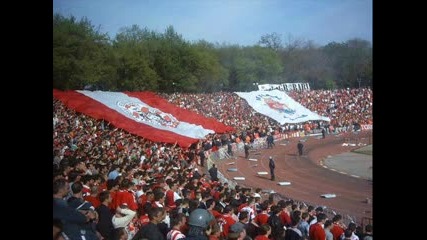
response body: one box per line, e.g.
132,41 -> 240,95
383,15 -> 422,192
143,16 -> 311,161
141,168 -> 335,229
53,0 -> 372,47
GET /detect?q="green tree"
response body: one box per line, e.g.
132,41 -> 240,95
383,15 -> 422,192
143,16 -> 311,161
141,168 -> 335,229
189,40 -> 228,92
53,13 -> 372,92
53,14 -> 113,90
280,40 -> 333,89
217,45 -> 283,91
322,39 -> 372,88
216,44 -> 242,91
258,32 -> 283,51
113,25 -> 160,91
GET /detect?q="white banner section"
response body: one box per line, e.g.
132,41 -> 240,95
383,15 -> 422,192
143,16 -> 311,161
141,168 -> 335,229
235,90 -> 330,124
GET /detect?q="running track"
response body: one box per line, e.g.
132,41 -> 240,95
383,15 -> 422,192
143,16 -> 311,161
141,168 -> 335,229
214,134 -> 373,222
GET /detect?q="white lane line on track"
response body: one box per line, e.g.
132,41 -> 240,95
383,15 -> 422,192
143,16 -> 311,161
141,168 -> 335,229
322,164 -> 362,179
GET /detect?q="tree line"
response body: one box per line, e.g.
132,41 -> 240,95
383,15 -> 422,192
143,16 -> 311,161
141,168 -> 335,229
53,14 -> 372,92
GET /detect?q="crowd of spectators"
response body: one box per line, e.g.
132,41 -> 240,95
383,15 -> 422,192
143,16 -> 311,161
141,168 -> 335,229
53,88 -> 373,239
161,88 -> 372,135
287,88 -> 372,128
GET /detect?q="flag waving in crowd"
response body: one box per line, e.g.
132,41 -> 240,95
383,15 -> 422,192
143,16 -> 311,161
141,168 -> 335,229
53,90 -> 234,147
235,90 -> 330,124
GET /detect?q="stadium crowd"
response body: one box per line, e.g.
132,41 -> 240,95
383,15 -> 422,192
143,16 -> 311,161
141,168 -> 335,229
53,88 -> 373,240
161,87 -> 372,135
288,88 -> 372,129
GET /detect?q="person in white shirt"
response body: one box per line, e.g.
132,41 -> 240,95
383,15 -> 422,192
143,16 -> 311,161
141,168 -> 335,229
166,213 -> 187,240
112,204 -> 137,240
340,222 -> 359,240
324,220 -> 334,240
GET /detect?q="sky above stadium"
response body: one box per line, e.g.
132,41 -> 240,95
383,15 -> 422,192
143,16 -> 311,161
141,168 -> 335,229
53,0 -> 372,47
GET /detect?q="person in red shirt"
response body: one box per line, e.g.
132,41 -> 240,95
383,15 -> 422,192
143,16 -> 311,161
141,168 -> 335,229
137,203 -> 152,227
221,205 -> 236,238
278,200 -> 292,228
84,185 -> 101,208
330,214 -> 346,240
254,202 -> 269,225
138,190 -> 154,213
207,199 -> 222,219
165,181 -> 180,210
114,179 -> 138,211
309,213 -> 327,240
106,178 -> 120,212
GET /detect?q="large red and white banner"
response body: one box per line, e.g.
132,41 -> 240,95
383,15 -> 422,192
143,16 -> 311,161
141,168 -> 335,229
53,90 -> 234,147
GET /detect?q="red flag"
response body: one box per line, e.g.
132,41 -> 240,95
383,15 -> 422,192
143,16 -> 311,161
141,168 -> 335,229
53,89 -> 234,147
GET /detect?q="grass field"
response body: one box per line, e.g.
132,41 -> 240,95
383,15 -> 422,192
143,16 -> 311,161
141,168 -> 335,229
352,145 -> 372,155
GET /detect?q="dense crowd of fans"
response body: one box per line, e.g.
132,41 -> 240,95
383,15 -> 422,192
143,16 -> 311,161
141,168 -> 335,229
161,88 -> 372,135
53,88 -> 373,240
288,88 -> 372,128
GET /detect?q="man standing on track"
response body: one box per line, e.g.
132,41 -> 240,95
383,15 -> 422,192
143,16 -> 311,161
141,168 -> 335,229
269,156 -> 275,181
209,164 -> 219,182
244,143 -> 250,159
297,140 -> 304,156
267,133 -> 274,149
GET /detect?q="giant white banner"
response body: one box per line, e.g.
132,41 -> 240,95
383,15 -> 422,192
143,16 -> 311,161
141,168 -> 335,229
235,90 -> 330,124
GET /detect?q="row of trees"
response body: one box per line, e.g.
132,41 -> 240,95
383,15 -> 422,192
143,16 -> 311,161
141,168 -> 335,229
53,14 -> 372,92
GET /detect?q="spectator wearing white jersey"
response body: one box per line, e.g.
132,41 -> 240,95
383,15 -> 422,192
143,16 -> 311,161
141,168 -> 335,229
166,213 -> 186,240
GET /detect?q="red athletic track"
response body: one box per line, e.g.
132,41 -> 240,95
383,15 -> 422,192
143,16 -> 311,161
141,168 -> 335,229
214,134 -> 373,223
